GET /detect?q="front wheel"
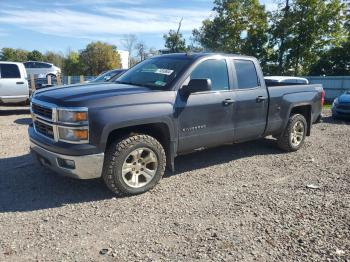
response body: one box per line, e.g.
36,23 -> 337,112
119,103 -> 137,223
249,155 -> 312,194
102,134 -> 166,195
277,114 -> 307,152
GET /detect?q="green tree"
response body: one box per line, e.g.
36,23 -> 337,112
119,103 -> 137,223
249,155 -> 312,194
164,30 -> 187,52
270,0 -> 347,75
44,51 -> 64,68
27,50 -> 44,61
163,18 -> 187,53
79,41 -> 121,75
63,51 -> 82,75
193,0 -> 269,63
0,48 -> 29,62
309,41 -> 350,76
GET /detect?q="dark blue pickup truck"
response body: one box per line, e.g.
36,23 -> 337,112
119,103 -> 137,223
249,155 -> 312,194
29,53 -> 324,195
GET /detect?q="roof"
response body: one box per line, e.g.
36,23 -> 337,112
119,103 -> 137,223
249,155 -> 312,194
264,76 -> 308,81
0,61 -> 25,65
152,52 -> 256,60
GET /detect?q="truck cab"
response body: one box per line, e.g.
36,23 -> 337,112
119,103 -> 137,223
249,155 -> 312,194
0,62 -> 29,104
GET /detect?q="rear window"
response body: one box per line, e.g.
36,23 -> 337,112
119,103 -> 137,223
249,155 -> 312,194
234,60 -> 259,89
0,64 -> 21,79
38,62 -> 52,68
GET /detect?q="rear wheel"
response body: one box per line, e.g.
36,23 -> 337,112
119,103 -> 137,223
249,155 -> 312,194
277,114 -> 307,152
102,134 -> 166,195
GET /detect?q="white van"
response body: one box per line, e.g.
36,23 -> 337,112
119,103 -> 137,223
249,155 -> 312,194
0,62 -> 29,104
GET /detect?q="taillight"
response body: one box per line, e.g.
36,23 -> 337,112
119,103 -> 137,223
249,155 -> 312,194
321,90 -> 325,107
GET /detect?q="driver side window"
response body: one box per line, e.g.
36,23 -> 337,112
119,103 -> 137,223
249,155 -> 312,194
188,59 -> 229,91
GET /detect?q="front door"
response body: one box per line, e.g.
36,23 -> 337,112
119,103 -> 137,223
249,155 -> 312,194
176,58 -> 235,153
231,59 -> 269,141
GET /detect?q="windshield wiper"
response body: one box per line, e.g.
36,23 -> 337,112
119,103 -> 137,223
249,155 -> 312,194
115,81 -> 156,89
115,80 -> 143,87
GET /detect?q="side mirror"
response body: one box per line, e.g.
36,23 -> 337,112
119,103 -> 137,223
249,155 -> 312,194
182,79 -> 211,96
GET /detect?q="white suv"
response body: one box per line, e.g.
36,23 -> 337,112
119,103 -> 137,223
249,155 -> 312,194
0,62 -> 29,104
24,61 -> 61,79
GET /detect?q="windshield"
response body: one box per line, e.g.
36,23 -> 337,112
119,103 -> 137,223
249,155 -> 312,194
114,57 -> 191,90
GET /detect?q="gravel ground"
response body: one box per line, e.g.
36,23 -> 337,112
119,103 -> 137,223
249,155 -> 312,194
0,105 -> 349,261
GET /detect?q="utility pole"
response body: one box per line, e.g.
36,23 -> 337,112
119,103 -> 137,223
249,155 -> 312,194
278,0 -> 290,75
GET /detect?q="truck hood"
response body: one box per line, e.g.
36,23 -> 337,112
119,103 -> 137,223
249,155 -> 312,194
33,82 -> 153,107
338,93 -> 350,104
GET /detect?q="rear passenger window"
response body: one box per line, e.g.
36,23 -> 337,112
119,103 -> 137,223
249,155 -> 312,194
0,64 -> 21,79
39,62 -> 52,68
234,60 -> 259,89
190,59 -> 229,91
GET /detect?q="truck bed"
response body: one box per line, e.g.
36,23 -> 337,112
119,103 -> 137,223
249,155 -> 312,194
265,84 -> 323,136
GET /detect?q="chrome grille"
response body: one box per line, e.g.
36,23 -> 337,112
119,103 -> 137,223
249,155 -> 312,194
32,103 -> 53,120
34,120 -> 54,139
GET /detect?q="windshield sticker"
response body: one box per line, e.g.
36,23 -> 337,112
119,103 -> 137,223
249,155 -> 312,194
155,80 -> 166,86
155,69 -> 174,75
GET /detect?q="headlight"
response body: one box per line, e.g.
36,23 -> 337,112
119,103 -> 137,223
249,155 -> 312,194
58,127 -> 89,143
57,109 -> 88,123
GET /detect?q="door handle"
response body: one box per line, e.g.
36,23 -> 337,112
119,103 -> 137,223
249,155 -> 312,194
256,96 -> 267,103
16,82 -> 25,85
222,98 -> 235,106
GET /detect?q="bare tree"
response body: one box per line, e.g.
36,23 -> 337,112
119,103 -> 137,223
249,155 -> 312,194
121,34 -> 137,67
135,41 -> 147,61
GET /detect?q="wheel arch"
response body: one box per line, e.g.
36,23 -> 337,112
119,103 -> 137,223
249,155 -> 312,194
104,122 -> 175,171
289,104 -> 312,136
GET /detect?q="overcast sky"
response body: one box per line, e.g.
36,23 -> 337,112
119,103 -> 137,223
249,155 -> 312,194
0,0 -> 277,54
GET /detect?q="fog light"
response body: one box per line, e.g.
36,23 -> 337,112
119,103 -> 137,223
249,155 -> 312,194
57,158 -> 76,169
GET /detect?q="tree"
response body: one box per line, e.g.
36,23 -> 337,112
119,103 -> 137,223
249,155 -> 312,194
63,51 -> 82,75
121,34 -> 137,67
193,0 -> 269,63
270,0 -> 347,75
27,50 -> 44,61
45,51 -> 65,68
135,41 -> 147,61
163,18 -> 187,52
79,41 -> 121,75
309,41 -> 350,76
0,48 -> 29,62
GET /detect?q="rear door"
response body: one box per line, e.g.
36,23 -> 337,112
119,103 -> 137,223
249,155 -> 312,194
177,58 -> 236,152
231,59 -> 269,141
0,63 -> 27,97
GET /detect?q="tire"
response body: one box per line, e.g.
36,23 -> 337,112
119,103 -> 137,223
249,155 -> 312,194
277,114 -> 307,152
102,134 -> 166,195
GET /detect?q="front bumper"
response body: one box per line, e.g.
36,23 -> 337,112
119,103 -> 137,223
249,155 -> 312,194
30,141 -> 104,179
332,107 -> 350,118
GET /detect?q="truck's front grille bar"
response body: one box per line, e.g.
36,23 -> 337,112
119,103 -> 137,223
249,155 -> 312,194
31,103 -> 53,121
34,120 -> 55,139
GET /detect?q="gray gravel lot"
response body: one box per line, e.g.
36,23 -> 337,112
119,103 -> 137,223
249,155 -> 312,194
0,105 -> 349,261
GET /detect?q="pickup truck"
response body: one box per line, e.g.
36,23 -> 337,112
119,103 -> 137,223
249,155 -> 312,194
0,62 -> 29,104
29,53 -> 324,195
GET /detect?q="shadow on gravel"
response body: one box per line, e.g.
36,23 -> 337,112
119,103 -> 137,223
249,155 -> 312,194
322,116 -> 350,125
14,118 -> 32,125
166,138 -> 282,177
0,138 -> 281,213
0,154 -> 114,213
0,108 -> 30,116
